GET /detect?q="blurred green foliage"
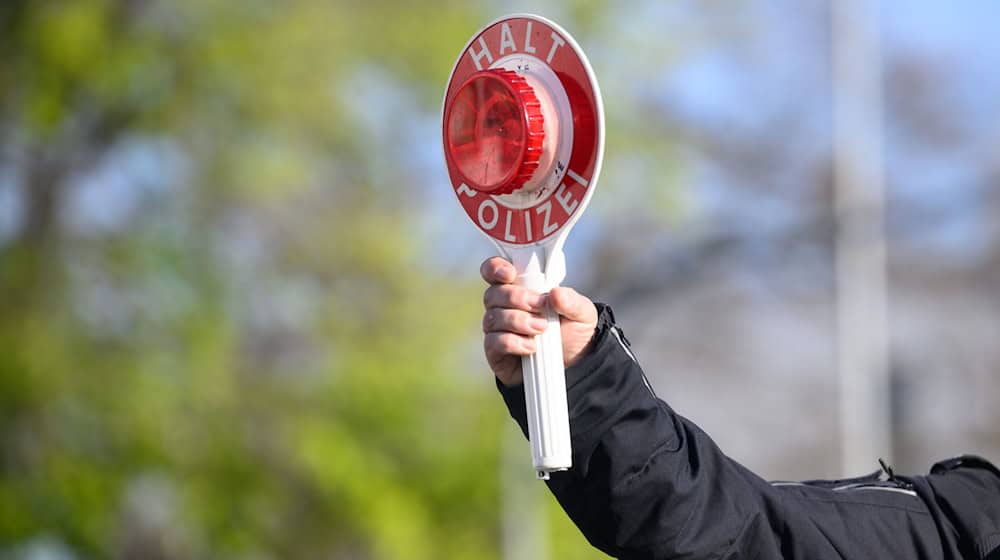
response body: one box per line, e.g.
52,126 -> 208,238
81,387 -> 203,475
0,1 -> 609,558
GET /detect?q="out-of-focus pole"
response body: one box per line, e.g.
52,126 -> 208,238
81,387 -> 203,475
831,0 -> 892,476
501,426 -> 546,560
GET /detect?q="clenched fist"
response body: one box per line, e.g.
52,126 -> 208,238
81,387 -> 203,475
480,256 -> 599,387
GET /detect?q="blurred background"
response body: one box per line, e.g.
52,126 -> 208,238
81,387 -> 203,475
2,0 -> 999,558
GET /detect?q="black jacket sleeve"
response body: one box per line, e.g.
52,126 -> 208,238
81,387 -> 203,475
497,303 -> 990,560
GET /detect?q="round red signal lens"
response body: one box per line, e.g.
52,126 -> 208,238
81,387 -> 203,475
445,69 -> 544,195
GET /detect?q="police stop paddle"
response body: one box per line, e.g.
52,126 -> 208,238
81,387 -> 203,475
441,14 -> 605,479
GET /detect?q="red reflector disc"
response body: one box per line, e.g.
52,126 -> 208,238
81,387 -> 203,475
445,70 -> 544,195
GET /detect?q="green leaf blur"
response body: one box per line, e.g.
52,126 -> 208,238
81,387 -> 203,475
0,1 -> 607,558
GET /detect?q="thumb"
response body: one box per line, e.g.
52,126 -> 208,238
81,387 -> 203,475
548,287 -> 597,324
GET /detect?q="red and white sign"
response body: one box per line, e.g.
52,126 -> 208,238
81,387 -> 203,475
442,15 -> 605,478
442,14 -> 604,247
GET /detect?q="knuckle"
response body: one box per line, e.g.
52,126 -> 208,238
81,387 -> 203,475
484,285 -> 528,312
494,285 -> 515,308
494,309 -> 513,332
499,333 -> 521,354
503,309 -> 535,334
485,332 -> 521,355
484,332 -> 502,354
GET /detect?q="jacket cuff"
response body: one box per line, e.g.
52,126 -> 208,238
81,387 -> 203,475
496,302 -> 628,440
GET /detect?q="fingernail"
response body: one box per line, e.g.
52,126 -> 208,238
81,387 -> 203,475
494,267 -> 510,281
530,317 -> 548,331
523,338 -> 537,352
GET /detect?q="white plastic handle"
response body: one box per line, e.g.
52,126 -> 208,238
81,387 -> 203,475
512,249 -> 572,479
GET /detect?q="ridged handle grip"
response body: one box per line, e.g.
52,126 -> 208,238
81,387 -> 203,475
517,264 -> 572,479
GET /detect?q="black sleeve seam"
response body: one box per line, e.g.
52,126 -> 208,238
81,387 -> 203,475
779,494 -> 930,515
717,511 -> 763,560
611,437 -> 675,492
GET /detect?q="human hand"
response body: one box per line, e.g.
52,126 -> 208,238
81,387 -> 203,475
480,256 -> 599,387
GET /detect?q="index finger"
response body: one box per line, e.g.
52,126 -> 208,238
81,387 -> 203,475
480,256 -> 516,285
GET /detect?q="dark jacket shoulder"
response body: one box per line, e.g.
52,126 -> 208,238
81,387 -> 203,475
909,455 -> 1000,559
